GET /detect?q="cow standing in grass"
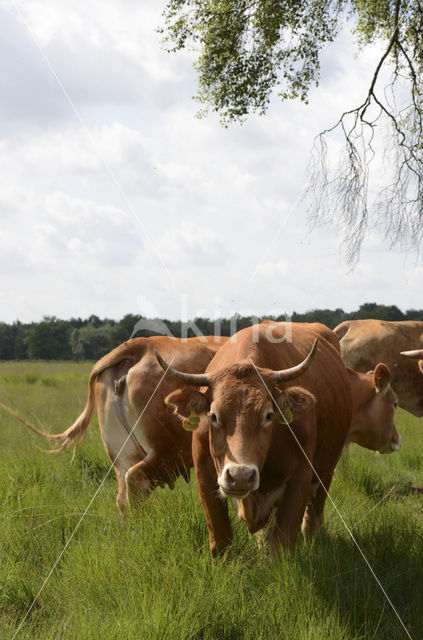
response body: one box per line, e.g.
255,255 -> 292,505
157,322 -> 400,558
0,335 -> 226,513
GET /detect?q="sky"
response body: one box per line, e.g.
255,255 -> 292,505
0,0 -> 421,325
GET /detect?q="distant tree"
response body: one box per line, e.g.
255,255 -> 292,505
69,317 -> 86,329
291,307 -> 346,328
165,319 -> 183,338
404,308 -> 423,321
12,321 -> 29,360
161,0 -> 423,261
191,317 -> 214,336
27,317 -> 72,360
350,302 -> 405,321
214,314 -> 260,337
112,314 -> 144,344
87,314 -> 103,329
0,323 -> 14,359
70,323 -> 115,360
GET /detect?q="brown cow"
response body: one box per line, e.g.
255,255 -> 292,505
157,322 -> 352,557
346,364 -> 400,453
0,335 -> 226,513
334,319 -> 423,416
158,321 -> 401,558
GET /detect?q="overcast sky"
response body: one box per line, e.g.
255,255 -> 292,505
0,0 -> 421,325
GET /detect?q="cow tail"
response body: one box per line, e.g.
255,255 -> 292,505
0,350 -> 138,455
47,369 -> 99,454
0,370 -> 98,454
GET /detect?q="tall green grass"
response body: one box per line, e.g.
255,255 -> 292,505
0,361 -> 422,639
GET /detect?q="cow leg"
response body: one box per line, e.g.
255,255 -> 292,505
301,468 -> 335,541
256,517 -> 274,551
192,427 -> 233,558
96,367 -> 145,513
265,465 -> 313,557
125,452 -> 160,509
114,465 -> 129,515
127,448 -> 191,507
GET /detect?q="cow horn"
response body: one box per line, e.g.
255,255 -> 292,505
270,338 -> 318,384
154,349 -> 211,386
400,349 -> 423,359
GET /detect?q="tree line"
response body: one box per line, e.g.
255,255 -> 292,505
0,303 -> 421,361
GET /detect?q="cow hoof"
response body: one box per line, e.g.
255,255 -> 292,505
301,512 -> 324,542
210,544 -> 232,561
116,496 -> 128,517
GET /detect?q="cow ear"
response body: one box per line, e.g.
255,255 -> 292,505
275,386 -> 316,424
374,363 -> 391,394
165,388 -> 210,431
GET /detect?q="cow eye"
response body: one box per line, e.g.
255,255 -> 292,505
209,412 -> 218,424
265,411 -> 274,423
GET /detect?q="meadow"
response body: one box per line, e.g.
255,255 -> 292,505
0,360 -> 422,640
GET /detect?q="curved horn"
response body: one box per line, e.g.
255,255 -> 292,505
270,338 -> 318,384
401,349 -> 423,359
154,349 -> 211,386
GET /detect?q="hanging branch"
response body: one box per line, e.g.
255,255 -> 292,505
306,0 -> 423,262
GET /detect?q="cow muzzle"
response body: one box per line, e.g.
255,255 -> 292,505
378,434 -> 402,454
218,463 -> 259,499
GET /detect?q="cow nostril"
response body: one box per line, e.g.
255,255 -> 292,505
226,469 -> 235,486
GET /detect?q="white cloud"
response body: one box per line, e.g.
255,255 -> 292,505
157,223 -> 229,268
254,260 -> 288,279
0,0 -> 196,131
0,189 -> 141,277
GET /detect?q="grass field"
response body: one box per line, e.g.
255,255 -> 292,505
1,360 -> 423,640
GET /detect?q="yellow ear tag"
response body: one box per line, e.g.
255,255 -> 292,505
278,405 -> 293,425
182,407 -> 201,431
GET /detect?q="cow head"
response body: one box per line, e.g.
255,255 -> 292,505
347,363 -> 401,454
156,343 -> 317,500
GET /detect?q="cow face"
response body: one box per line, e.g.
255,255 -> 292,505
347,363 -> 401,454
166,365 -> 316,499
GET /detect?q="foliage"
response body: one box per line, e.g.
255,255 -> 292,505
70,323 -> 116,360
26,317 -> 72,360
291,307 -> 347,328
348,302 -> 405,321
161,0 -> 423,260
161,0 -> 342,122
0,361 -> 422,638
0,323 -> 15,360
1,303 -> 423,360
